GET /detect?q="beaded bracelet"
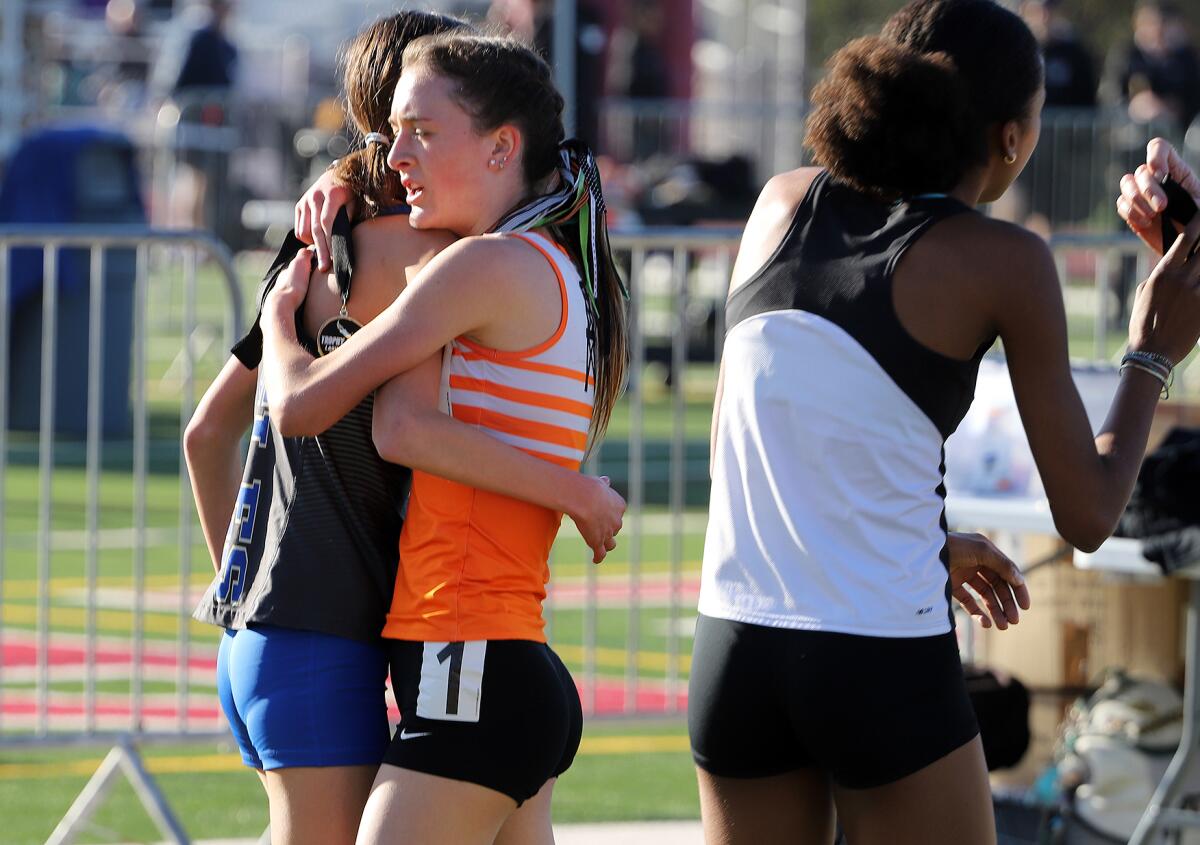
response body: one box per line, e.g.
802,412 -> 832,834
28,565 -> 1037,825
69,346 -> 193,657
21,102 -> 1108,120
1129,349 -> 1175,372
1120,351 -> 1173,399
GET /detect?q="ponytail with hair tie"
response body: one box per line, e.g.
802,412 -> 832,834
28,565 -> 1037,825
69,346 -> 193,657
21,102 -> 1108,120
491,138 -> 627,390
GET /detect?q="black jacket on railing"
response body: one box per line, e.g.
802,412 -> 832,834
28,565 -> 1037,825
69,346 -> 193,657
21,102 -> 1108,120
1117,427 -> 1200,574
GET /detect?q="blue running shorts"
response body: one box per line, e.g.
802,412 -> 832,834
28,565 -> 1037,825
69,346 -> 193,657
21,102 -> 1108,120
217,625 -> 390,770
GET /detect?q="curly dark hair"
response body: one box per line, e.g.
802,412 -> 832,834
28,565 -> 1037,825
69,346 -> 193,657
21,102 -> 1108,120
805,0 -> 1043,200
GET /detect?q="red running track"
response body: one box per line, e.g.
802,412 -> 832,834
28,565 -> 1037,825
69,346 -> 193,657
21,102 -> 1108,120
0,634 -> 688,724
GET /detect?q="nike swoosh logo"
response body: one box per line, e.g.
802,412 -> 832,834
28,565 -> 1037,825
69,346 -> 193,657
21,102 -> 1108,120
399,729 -> 432,741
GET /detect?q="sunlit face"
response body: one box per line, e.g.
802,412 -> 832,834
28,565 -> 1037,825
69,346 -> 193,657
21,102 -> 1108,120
982,85 -> 1045,203
386,68 -> 496,234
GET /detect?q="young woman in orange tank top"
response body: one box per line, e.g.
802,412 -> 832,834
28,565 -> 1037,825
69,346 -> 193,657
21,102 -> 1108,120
260,33 -> 627,845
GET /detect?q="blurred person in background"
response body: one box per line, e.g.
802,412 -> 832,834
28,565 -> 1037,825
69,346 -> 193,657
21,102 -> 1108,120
1008,0 -> 1096,233
1020,0 -> 1096,108
171,0 -> 237,93
154,0 -> 239,231
93,0 -> 153,110
608,2 -> 670,161
487,0 -> 536,39
487,0 -> 606,149
1104,1 -> 1200,131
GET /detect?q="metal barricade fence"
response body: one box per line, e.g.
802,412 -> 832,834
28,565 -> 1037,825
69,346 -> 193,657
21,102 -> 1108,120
151,90 -> 242,241
564,229 -> 739,718
0,225 -> 244,844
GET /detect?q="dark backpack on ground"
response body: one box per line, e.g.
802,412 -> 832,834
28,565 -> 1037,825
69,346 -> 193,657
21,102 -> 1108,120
965,664 -> 1032,771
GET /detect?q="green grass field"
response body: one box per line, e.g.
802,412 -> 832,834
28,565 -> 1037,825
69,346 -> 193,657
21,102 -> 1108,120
0,720 -> 699,844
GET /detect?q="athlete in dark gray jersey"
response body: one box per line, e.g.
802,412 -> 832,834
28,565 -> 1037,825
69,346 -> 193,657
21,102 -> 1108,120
193,222 -> 410,642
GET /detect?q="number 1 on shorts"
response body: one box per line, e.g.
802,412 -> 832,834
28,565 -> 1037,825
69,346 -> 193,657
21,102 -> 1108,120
417,641 -> 486,722
437,642 -> 464,715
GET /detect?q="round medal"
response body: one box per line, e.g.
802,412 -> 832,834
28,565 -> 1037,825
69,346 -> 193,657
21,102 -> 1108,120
317,315 -> 362,356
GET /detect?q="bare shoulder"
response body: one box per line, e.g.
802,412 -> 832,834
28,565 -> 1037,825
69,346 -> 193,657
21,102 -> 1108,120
978,216 -> 1055,292
964,214 -> 1051,259
906,213 -> 1060,339
353,216 -> 456,271
748,167 -> 824,232
760,167 -> 825,210
401,232 -> 565,348
730,167 -> 824,292
920,214 -> 1055,285
348,216 -> 456,302
413,232 -> 556,290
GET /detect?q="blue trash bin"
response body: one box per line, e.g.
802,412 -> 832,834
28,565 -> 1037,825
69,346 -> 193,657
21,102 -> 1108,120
1,126 -> 145,437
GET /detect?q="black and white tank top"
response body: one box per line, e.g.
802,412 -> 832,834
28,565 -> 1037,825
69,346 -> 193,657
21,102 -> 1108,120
193,214 -> 410,642
699,170 -> 993,637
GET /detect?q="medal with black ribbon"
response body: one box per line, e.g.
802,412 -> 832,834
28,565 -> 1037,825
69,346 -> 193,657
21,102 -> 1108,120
317,301 -> 360,356
317,208 -> 362,356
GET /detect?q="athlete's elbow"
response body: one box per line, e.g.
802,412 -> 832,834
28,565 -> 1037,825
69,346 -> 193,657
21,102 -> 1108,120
374,400 -> 427,465
372,411 -> 414,465
372,424 -> 397,463
184,408 -> 226,462
270,396 -> 317,438
372,425 -> 412,466
1069,532 -> 1107,555
1054,511 -> 1115,554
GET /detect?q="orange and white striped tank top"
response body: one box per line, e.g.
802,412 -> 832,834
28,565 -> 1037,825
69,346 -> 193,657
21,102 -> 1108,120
382,231 -> 594,643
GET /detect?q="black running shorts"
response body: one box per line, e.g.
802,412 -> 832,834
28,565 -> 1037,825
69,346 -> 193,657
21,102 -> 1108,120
688,614 -> 979,789
382,639 -> 583,804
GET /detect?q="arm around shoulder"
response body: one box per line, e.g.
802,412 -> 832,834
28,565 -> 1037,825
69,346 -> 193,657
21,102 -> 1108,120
371,358 -> 626,563
263,236 -> 528,436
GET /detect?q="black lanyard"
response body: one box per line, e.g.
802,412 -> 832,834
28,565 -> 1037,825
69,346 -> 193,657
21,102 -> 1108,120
315,208 -> 362,356
230,207 -> 359,367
